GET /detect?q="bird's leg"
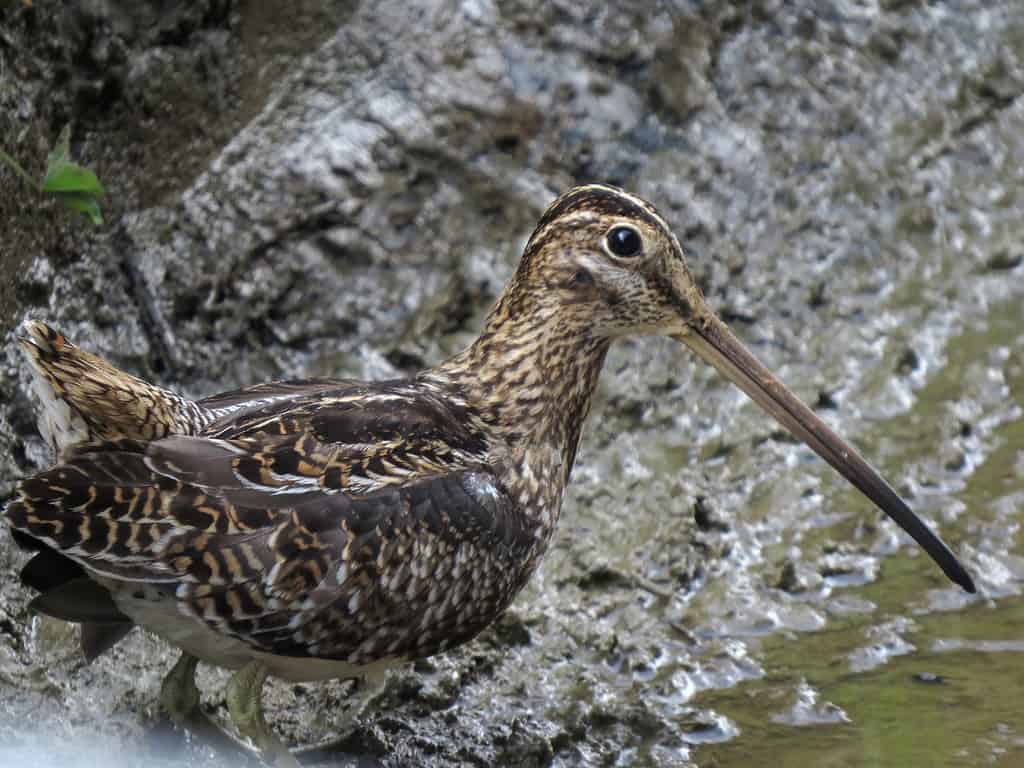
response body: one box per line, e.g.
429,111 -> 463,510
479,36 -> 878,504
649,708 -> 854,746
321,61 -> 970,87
226,660 -> 299,768
160,652 -> 201,723
159,652 -> 252,759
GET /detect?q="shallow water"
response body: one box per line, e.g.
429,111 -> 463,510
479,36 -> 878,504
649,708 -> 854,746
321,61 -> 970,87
692,296 -> 1024,767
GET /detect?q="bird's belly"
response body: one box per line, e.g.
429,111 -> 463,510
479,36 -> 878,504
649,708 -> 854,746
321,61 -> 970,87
106,584 -> 402,682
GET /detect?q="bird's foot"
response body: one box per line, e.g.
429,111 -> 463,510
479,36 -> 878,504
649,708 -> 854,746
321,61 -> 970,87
227,660 -> 300,768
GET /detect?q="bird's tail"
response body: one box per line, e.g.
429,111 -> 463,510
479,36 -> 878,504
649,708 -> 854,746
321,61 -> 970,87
18,320 -> 208,456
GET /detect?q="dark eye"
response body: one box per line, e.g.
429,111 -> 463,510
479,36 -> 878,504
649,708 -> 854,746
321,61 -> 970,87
605,226 -> 642,258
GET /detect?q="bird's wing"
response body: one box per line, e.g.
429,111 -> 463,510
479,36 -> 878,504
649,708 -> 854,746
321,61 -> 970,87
197,380 -> 493,496
7,386 -> 540,663
197,378 -> 349,423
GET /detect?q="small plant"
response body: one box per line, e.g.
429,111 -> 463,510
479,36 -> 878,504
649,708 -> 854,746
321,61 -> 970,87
0,123 -> 105,225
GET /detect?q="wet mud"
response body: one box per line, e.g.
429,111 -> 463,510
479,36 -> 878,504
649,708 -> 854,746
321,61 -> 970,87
1,1 -> 1022,766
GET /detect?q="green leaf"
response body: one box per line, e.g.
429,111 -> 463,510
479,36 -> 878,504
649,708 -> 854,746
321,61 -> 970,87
1,123 -> 106,226
54,191 -> 104,226
42,123 -> 104,196
41,159 -> 106,197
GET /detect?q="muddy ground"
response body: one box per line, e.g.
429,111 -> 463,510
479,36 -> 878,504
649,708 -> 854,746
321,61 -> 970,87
1,1 -> 1022,766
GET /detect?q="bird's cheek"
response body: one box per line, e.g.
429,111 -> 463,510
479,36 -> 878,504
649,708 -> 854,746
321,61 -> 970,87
555,280 -> 603,308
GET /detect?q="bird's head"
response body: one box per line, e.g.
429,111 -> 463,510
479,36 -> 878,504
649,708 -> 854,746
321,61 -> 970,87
511,184 -> 974,593
513,184 -> 705,338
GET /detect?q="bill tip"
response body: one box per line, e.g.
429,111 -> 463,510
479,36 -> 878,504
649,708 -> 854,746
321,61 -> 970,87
947,562 -> 976,594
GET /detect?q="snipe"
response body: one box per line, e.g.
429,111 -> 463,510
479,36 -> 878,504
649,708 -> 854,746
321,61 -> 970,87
5,185 -> 974,766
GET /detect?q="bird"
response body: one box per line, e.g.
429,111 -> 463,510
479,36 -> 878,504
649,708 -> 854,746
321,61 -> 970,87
4,184 -> 975,766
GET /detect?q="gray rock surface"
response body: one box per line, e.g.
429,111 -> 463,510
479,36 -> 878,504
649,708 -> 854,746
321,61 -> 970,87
2,1 -> 1023,766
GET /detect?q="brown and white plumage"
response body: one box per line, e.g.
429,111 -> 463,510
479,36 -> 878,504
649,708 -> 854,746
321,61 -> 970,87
4,185 -> 973,765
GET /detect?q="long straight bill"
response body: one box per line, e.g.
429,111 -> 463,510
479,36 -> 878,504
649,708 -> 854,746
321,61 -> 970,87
675,315 -> 975,593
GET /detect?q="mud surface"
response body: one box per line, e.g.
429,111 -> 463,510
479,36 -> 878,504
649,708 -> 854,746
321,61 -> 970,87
1,1 -> 1023,766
